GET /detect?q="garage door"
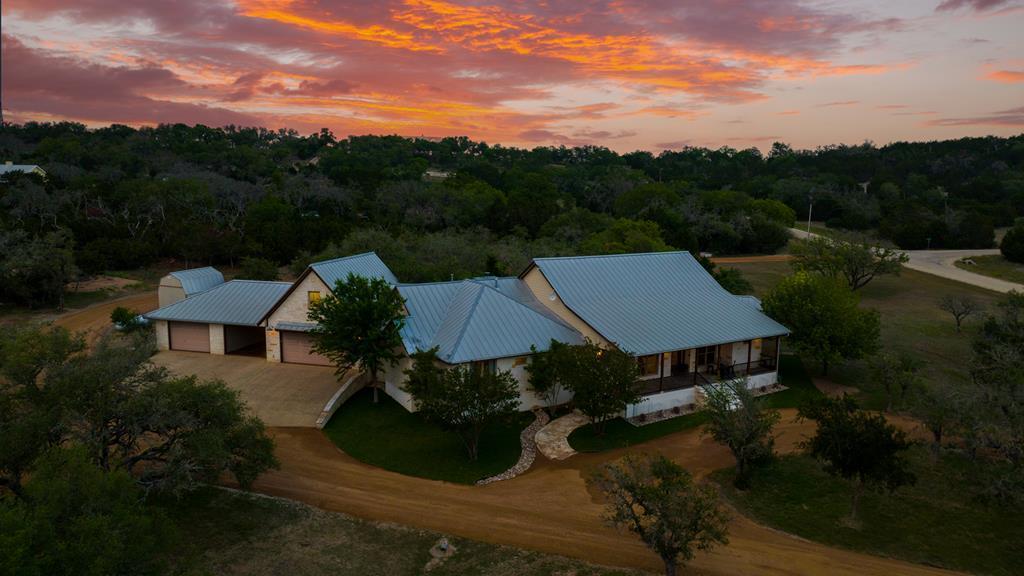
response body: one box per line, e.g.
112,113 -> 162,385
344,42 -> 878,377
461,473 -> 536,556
280,331 -> 331,366
169,321 -> 210,353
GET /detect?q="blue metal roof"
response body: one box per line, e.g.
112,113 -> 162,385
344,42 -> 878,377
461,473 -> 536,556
168,267 -> 225,296
146,280 -> 291,326
310,252 -> 397,287
527,251 -> 788,355
398,278 -> 583,363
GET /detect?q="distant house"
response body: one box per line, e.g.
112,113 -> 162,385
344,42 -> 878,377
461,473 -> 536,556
145,251 -> 788,417
422,169 -> 454,182
0,161 -> 46,180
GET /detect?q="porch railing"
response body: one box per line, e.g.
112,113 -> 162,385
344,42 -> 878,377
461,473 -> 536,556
637,356 -> 778,396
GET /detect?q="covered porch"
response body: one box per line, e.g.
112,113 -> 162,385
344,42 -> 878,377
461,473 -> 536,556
634,336 -> 782,396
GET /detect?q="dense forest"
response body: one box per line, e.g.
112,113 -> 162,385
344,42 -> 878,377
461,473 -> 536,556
1,122 -> 1022,307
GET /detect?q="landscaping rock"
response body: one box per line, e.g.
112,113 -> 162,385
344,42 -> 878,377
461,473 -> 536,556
476,409 -> 549,485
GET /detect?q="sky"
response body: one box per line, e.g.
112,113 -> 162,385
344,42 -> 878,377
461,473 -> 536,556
2,0 -> 1023,152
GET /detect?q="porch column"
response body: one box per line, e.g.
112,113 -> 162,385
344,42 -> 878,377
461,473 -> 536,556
746,340 -> 752,375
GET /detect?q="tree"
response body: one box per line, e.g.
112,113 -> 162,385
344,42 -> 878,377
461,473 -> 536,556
703,379 -> 780,488
798,396 -> 915,524
911,382 -> 963,459
762,273 -> 880,375
697,255 -> 753,295
0,228 -> 78,310
0,447 -> 168,576
554,341 -> 641,434
1001,221 -> 1024,263
239,256 -> 279,280
938,294 -> 979,334
2,329 -> 278,495
587,453 -> 730,576
525,340 -> 571,413
868,352 -> 921,412
308,273 -> 406,403
791,235 -> 907,291
580,218 -> 673,255
966,291 -> 1024,501
402,349 -> 519,460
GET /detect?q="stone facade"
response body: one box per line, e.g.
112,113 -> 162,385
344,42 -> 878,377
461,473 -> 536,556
265,329 -> 281,362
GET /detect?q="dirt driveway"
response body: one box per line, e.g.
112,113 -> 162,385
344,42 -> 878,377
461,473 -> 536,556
153,351 -> 343,427
253,411 -> 960,576
52,291 -> 159,345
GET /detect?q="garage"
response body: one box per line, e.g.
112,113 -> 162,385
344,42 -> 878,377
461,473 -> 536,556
225,325 -> 266,356
281,331 -> 332,366
169,321 -> 210,352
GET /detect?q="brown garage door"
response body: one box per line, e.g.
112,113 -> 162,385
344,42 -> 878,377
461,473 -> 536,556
169,321 -> 210,353
280,331 -> 331,366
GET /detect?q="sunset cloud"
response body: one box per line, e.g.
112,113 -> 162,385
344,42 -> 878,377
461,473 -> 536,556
1,0 -> 1021,150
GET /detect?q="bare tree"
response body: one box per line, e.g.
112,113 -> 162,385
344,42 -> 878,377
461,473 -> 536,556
939,295 -> 979,334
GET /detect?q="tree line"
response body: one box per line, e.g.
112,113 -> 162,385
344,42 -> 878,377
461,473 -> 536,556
3,122 -> 1022,308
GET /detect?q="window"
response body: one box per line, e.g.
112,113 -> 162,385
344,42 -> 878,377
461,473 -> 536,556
307,291 -> 321,305
695,346 -> 717,369
472,359 -> 497,375
637,354 -> 660,377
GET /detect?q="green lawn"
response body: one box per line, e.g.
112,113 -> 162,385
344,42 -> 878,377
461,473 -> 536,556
568,355 -> 819,452
159,487 -> 646,576
955,254 -> 1024,285
713,449 -> 1024,576
322,388 -> 531,484
729,260 -> 1005,410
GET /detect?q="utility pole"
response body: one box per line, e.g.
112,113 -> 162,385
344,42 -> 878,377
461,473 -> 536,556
806,191 -> 814,236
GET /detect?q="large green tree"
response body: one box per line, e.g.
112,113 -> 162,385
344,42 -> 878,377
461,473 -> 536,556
553,341 -> 641,434
587,453 -> 730,576
762,272 -> 880,375
308,273 -> 406,403
798,396 -> 915,523
703,379 -> 780,488
791,235 -> 908,291
402,349 -> 520,461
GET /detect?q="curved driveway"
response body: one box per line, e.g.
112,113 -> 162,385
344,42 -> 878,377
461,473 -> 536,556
904,249 -> 1023,293
253,412 -> 961,576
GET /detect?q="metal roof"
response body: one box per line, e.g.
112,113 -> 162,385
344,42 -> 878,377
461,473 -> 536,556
275,322 -> 316,332
527,251 -> 788,356
310,252 -> 397,287
0,164 -> 44,175
145,280 -> 291,326
398,278 -> 584,363
168,267 -> 225,296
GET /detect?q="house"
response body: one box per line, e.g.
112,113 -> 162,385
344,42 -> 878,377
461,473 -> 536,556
145,250 -> 788,417
0,161 -> 47,180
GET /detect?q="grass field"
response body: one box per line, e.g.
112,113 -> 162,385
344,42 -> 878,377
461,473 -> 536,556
322,388 -> 531,484
568,355 -> 819,452
713,448 -> 1024,576
955,254 -> 1024,285
728,259 -> 1005,408
160,487 -> 647,576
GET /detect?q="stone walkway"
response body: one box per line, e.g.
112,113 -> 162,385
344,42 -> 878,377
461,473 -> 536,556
534,411 -> 590,461
476,409 -> 549,485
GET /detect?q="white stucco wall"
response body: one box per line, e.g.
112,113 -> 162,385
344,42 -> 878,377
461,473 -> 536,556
383,356 -> 414,410
209,324 -> 225,355
155,320 -> 169,350
627,387 -> 697,418
266,272 -> 332,327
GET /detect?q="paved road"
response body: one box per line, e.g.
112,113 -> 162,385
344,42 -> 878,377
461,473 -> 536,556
903,249 -> 1023,294
252,412 -> 961,576
789,228 -> 1023,294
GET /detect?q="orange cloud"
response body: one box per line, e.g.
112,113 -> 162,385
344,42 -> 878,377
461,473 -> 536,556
986,69 -> 1024,83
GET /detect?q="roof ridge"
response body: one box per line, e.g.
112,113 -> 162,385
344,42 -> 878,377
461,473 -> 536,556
229,279 -> 292,285
533,250 -> 689,262
476,280 -> 582,334
309,251 -> 378,267
442,283 -> 487,362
